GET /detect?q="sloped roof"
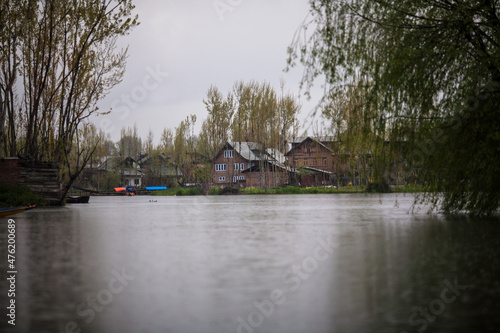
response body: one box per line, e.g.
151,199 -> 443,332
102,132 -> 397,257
230,142 -> 287,165
289,136 -> 336,144
216,142 -> 288,168
300,166 -> 334,175
241,159 -> 296,173
139,152 -> 169,165
285,136 -> 335,156
231,142 -> 261,161
95,156 -> 140,171
265,148 -> 286,164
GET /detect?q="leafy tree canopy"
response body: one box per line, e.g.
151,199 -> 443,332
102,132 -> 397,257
288,0 -> 500,216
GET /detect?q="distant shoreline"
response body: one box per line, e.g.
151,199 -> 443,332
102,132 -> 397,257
149,185 -> 421,196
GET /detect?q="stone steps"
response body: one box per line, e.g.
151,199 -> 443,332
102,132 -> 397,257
1,158 -> 63,205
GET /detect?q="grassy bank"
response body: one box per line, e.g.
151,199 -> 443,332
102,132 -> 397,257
240,186 -> 365,195
151,187 -> 203,196
0,183 -> 44,208
151,185 -> 365,196
150,184 -> 421,197
392,184 -> 425,193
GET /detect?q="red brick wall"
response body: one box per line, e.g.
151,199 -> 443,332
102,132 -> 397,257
212,148 -> 250,185
245,170 -> 289,188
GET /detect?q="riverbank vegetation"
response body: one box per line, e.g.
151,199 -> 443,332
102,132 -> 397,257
0,183 -> 44,208
151,187 -> 203,196
241,186 -> 364,195
149,184 -> 423,196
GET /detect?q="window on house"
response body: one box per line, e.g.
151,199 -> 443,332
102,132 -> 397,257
234,163 -> 239,171
240,163 -> 244,170
224,150 -> 234,158
239,176 -> 245,180
219,176 -> 226,181
215,164 -> 227,171
304,160 -> 308,166
134,178 -> 140,185
233,176 -> 237,183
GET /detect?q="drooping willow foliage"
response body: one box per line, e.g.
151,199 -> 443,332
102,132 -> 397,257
288,0 -> 500,216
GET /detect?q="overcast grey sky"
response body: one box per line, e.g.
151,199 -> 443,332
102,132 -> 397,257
94,0 -> 323,143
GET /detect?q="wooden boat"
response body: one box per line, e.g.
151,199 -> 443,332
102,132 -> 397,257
0,204 -> 37,218
66,195 -> 90,204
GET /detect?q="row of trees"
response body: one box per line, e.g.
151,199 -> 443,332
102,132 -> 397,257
0,0 -> 138,202
197,80 -> 301,159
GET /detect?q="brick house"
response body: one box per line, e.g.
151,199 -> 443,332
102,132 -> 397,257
285,136 -> 352,186
211,142 -> 291,188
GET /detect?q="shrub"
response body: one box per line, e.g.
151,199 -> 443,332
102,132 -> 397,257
365,181 -> 392,193
209,188 -> 221,195
0,183 -> 44,208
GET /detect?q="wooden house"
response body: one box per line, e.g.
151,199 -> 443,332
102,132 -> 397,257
139,153 -> 183,187
285,136 -> 356,186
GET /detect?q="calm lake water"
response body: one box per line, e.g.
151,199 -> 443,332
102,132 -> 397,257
1,194 -> 499,333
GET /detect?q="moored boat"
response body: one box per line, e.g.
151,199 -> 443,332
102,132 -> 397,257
114,186 -> 137,196
0,204 -> 37,218
145,186 -> 167,191
66,195 -> 90,204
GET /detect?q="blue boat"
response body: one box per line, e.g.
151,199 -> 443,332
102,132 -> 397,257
145,186 -> 168,191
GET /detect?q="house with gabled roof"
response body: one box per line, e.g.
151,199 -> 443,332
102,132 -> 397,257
285,136 -> 336,171
211,142 -> 292,188
138,152 -> 183,187
96,155 -> 144,188
285,136 -> 353,186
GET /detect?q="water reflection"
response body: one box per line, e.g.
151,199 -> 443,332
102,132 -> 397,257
0,194 -> 498,333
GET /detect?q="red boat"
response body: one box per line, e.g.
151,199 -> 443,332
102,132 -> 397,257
114,187 -> 137,196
